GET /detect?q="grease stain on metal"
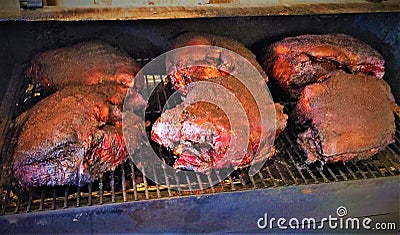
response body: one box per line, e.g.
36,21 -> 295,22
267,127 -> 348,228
302,187 -> 313,194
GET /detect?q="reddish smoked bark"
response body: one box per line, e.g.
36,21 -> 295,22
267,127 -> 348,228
296,71 -> 395,163
152,76 -> 288,172
26,41 -> 143,92
263,34 -> 385,97
12,84 -> 146,186
166,33 -> 268,94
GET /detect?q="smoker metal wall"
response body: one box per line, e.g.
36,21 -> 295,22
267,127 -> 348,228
0,176 -> 398,233
0,12 -> 399,105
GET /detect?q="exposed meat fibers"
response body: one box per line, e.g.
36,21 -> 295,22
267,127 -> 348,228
166,32 -> 268,94
152,33 -> 288,171
262,34 -> 385,97
152,76 -> 288,172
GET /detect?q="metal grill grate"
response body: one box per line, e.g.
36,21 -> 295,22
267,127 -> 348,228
0,62 -> 399,216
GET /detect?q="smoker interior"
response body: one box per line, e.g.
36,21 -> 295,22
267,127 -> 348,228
0,13 -> 399,231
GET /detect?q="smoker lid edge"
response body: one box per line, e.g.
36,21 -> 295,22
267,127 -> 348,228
0,1 -> 400,21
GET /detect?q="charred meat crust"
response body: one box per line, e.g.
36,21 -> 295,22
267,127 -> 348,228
26,41 -> 142,92
152,76 -> 288,172
295,71 -> 395,163
166,32 -> 268,93
155,33 -> 288,171
13,40 -> 148,186
12,84 -> 146,186
262,34 -> 385,98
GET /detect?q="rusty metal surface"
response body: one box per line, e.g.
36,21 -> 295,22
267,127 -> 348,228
0,0 -> 400,21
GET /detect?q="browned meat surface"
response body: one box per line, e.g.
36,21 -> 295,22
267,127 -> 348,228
12,84 -> 146,186
151,76 -> 288,172
26,41 -> 142,92
262,34 -> 385,97
296,71 -> 396,163
166,33 -> 268,94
